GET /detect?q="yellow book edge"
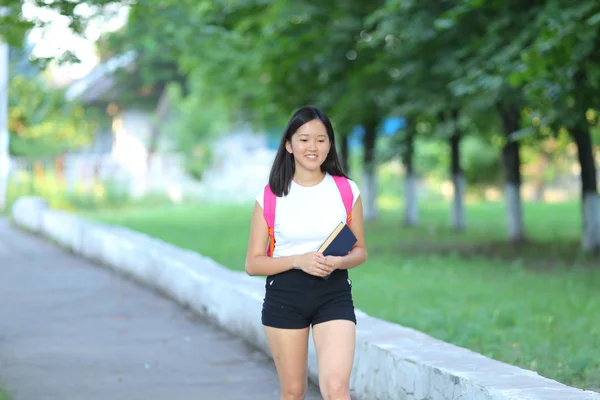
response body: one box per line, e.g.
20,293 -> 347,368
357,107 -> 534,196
317,222 -> 345,253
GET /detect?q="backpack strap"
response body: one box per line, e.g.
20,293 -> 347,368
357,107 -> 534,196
332,175 -> 353,225
264,177 -> 352,257
263,184 -> 277,257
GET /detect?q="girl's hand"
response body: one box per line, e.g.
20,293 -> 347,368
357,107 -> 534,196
323,255 -> 342,271
296,252 -> 331,277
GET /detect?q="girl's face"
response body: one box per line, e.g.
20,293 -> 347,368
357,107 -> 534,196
286,119 -> 331,173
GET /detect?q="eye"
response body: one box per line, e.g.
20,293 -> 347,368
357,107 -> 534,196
300,139 -> 308,142
318,140 -> 326,143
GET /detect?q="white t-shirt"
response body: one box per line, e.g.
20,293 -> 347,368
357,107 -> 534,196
255,173 -> 360,258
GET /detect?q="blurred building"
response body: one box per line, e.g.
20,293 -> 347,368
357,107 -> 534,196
63,51 -> 274,203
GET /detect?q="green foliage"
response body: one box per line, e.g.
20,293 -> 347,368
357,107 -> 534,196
7,169 -> 69,210
461,136 -> 503,185
94,3 -> 187,107
84,200 -> 600,390
379,115 -> 503,186
414,135 -> 502,185
167,80 -> 231,144
165,79 -> 229,179
183,147 -> 213,181
129,0 -> 390,133
511,1 -> 600,130
1,0 -> 120,40
8,75 -> 97,157
5,0 -> 600,144
0,2 -> 35,46
367,0 -> 464,118
6,169 -> 131,211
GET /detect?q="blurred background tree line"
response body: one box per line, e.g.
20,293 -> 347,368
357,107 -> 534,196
2,0 -> 600,253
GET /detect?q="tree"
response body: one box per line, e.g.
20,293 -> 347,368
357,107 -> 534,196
512,0 -> 600,253
166,76 -> 231,180
8,75 -> 97,157
367,0 -> 476,229
95,3 -> 187,105
139,0 -> 390,219
95,6 -> 190,168
431,1 -> 552,243
1,0 -> 126,46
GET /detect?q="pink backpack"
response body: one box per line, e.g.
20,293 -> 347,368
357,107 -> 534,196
263,175 -> 353,257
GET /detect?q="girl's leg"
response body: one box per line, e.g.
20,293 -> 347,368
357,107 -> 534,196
264,326 -> 310,400
312,319 -> 356,400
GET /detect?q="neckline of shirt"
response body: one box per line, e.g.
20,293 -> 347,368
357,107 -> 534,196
291,172 -> 329,189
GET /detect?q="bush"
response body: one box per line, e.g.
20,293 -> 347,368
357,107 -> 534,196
184,146 -> 213,181
6,170 -> 132,211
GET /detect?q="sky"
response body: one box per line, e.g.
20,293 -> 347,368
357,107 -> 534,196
22,1 -> 129,80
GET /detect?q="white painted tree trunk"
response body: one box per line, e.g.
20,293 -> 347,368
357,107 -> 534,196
582,191 -> 600,253
404,173 -> 418,226
451,173 -> 466,230
361,170 -> 378,221
505,183 -> 525,242
570,126 -> 599,253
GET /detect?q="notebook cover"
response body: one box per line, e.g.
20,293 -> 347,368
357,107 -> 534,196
319,223 -> 357,280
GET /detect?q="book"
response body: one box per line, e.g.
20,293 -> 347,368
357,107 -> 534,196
318,222 -> 357,279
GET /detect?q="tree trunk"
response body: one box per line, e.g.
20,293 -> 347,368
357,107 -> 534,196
450,133 -> 466,231
439,109 -> 465,230
445,109 -> 465,231
499,104 -> 526,243
340,134 -> 350,175
146,87 -> 170,168
362,120 -> 378,221
403,127 -> 418,226
571,126 -> 600,254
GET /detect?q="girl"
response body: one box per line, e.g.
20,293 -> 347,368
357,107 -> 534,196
245,106 -> 368,400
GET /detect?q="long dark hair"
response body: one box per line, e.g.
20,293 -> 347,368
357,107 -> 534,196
268,106 -> 348,196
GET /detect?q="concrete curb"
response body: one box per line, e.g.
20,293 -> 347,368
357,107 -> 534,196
11,197 -> 600,400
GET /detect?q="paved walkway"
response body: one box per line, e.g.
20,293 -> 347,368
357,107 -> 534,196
0,218 -> 322,400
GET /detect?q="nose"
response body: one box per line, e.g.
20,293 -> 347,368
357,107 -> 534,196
308,139 -> 318,150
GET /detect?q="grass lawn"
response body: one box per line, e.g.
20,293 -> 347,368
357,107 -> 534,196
81,200 -> 600,391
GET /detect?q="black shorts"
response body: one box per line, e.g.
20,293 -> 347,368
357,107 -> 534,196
261,268 -> 356,329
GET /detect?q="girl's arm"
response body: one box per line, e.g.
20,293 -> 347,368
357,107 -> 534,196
245,202 -> 307,276
246,197 -> 367,277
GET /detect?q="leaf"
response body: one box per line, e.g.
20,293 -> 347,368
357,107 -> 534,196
434,18 -> 454,31
587,12 -> 600,26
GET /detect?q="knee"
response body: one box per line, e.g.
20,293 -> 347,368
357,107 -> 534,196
322,377 -> 350,399
282,381 -> 306,400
